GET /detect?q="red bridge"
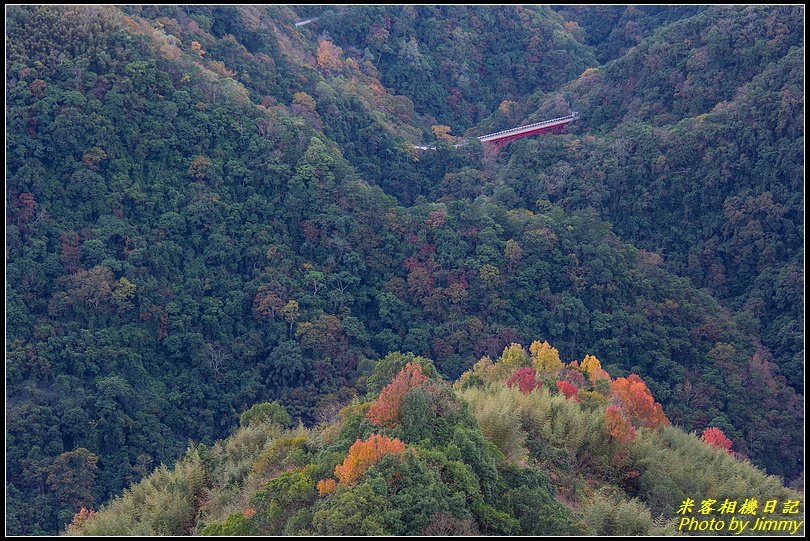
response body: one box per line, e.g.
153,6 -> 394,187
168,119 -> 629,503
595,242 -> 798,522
478,112 -> 579,150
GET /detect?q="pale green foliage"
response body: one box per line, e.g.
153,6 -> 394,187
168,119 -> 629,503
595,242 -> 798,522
632,426 -> 804,521
239,401 -> 291,428
218,423 -> 281,486
200,423 -> 307,526
461,385 -> 527,463
583,488 -> 679,535
66,448 -> 208,535
66,421 -> 301,536
461,385 -> 612,472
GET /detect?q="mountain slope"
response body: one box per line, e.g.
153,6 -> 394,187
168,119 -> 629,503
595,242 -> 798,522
495,5 -> 804,395
65,344 -> 804,536
5,5 -> 803,534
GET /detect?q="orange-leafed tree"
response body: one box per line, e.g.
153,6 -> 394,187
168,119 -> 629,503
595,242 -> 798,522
66,507 -> 97,533
367,363 -> 428,427
252,285 -> 285,320
191,40 -> 206,57
605,405 -> 636,444
317,478 -> 337,496
611,374 -> 669,428
317,39 -> 344,74
334,434 -> 407,485
702,427 -> 732,453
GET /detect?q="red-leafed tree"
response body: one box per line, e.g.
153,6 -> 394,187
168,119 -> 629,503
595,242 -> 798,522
556,380 -> 581,401
506,367 -> 540,394
702,427 -> 733,453
367,363 -> 427,427
334,434 -> 407,485
13,192 -> 37,233
425,209 -> 447,229
406,264 -> 435,300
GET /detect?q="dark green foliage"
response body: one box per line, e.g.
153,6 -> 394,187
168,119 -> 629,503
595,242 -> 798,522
551,5 -> 705,63
6,5 -> 803,534
398,382 -> 473,445
239,401 -> 291,428
497,466 -> 572,535
370,452 -> 471,535
311,479 -> 390,535
474,503 -> 520,535
318,6 -> 596,129
251,470 -> 317,535
449,425 -> 501,501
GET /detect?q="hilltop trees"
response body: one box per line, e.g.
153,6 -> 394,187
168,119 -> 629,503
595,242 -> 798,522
332,434 -> 408,485
66,342 -> 802,536
702,427 -> 732,453
367,363 -> 428,427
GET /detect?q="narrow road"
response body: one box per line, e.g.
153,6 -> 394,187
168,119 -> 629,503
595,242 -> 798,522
294,17 -> 319,27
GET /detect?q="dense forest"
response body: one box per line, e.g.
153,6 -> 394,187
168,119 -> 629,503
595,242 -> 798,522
5,5 -> 804,535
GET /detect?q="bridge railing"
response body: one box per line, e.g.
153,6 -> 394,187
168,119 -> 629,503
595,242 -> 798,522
478,112 -> 578,141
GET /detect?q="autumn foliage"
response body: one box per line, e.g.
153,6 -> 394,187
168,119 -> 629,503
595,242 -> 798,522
611,374 -> 670,428
333,434 -> 407,485
367,363 -> 428,427
431,124 -> 454,142
580,354 -> 610,384
66,507 -> 97,532
605,405 -> 637,444
506,367 -> 540,394
316,39 -> 344,73
702,427 -> 733,453
556,380 -> 581,401
317,478 -> 337,495
458,341 -> 672,450
530,340 -> 563,373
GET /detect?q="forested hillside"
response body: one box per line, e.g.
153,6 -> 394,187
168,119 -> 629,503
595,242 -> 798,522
5,5 -> 803,535
499,5 -> 805,394
65,344 -> 804,535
